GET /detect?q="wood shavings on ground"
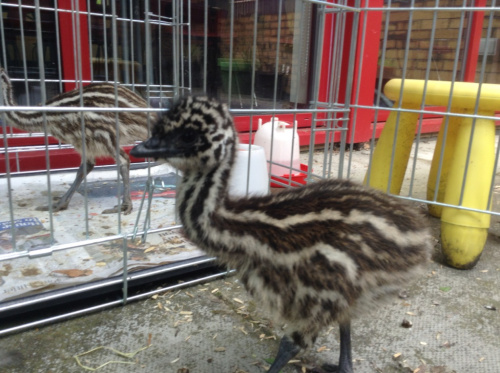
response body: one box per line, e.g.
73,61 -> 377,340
239,327 -> 248,335
258,334 -> 277,341
324,326 -> 335,335
73,344 -> 150,371
144,246 -> 157,253
391,352 -> 458,373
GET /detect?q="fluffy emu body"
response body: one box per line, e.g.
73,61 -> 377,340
0,68 -> 156,214
130,96 -> 432,372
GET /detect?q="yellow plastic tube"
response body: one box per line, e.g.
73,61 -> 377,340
440,115 -> 495,269
385,79 -> 500,111
426,115 -> 461,218
371,79 -> 500,269
364,107 -> 419,194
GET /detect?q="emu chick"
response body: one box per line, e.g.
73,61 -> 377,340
130,96 -> 432,373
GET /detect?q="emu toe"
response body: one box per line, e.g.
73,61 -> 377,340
308,364 -> 339,373
321,363 -> 340,372
314,363 -> 349,373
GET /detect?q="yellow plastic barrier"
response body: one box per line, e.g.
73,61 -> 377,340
365,79 -> 498,269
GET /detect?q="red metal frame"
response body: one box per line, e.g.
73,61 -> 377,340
58,0 -> 92,90
463,0 -> 486,82
346,0 -> 383,143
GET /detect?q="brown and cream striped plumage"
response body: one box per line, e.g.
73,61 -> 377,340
0,67 -> 157,214
130,96 -> 432,373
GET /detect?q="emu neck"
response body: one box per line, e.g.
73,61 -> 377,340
1,77 -> 46,133
176,147 -> 235,255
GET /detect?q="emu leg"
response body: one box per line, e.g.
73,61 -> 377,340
321,321 -> 353,373
338,321 -> 353,373
267,335 -> 301,373
322,321 -> 354,373
102,152 -> 132,215
36,161 -> 94,212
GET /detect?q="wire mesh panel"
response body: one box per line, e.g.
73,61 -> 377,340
5,0 -> 498,334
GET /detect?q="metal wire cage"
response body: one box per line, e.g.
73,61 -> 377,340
1,0 -> 499,335
0,0 -> 358,334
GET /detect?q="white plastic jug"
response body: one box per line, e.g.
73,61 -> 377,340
254,117 -> 301,176
228,144 -> 269,197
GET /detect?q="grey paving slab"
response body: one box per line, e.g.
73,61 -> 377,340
0,213 -> 499,373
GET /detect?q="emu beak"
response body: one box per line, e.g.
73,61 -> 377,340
130,136 -> 169,159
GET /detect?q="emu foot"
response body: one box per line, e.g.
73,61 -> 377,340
35,200 -> 69,213
102,204 -> 133,215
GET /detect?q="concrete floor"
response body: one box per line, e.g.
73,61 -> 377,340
1,223 -> 500,373
1,137 -> 500,373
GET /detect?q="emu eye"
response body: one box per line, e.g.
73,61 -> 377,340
179,129 -> 198,145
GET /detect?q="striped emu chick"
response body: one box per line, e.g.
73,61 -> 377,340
0,67 -> 156,214
130,96 -> 432,373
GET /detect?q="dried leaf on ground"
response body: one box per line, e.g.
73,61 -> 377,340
53,269 -> 93,278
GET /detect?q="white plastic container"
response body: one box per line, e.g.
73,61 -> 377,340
254,117 -> 301,177
228,144 -> 269,197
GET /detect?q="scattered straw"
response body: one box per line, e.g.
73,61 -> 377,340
74,345 -> 150,371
